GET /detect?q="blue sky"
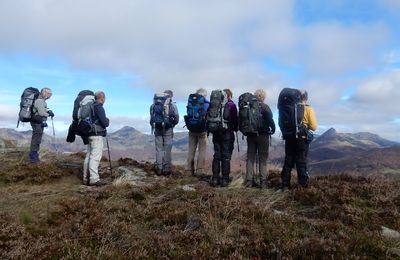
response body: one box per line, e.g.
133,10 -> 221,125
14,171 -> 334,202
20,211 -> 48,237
0,0 -> 399,141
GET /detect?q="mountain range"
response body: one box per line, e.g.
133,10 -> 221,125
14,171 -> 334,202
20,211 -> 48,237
1,126 -> 399,177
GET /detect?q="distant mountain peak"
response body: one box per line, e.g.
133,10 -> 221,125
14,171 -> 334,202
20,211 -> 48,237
321,127 -> 337,137
109,126 -> 144,138
118,126 -> 139,132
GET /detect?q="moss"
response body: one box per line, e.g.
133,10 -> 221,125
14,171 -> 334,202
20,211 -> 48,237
19,210 -> 32,225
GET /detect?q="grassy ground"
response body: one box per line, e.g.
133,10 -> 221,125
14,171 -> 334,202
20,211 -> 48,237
0,151 -> 399,259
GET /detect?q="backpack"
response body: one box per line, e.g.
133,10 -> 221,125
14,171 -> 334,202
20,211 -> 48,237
17,87 -> 40,125
184,93 -> 207,133
238,92 -> 261,136
75,93 -> 96,137
206,90 -> 229,133
73,90 -> 94,121
277,88 -> 304,140
151,93 -> 175,130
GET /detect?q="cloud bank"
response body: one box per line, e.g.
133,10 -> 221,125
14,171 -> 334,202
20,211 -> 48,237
0,0 -> 398,140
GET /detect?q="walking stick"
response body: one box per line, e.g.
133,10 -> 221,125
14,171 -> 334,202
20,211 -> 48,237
106,137 -> 112,175
51,117 -> 55,137
235,131 -> 243,177
51,117 -> 57,152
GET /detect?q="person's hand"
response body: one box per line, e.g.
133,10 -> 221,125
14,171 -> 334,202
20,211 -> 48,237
41,122 -> 48,128
48,110 -> 55,118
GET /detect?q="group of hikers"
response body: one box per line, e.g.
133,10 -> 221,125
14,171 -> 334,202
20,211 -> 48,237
18,86 -> 317,190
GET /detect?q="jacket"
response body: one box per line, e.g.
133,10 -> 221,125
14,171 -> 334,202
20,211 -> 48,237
258,102 -> 276,135
226,99 -> 238,132
32,96 -> 49,123
89,102 -> 109,137
303,104 -> 317,131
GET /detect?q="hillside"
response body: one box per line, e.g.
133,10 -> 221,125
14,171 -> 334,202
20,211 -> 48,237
1,127 -> 399,177
310,147 -> 400,177
0,150 -> 399,259
309,128 -> 399,162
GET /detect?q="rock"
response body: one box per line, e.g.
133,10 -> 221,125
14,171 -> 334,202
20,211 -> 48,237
181,184 -> 196,192
387,248 -> 400,257
228,176 -> 244,188
381,226 -> 400,240
273,209 -> 284,215
113,166 -> 148,186
184,216 -> 202,232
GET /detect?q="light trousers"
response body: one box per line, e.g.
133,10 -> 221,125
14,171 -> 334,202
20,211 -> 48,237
83,136 -> 104,184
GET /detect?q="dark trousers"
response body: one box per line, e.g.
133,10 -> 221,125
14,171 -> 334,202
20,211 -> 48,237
212,131 -> 235,181
30,122 -> 44,153
281,137 -> 309,188
246,134 -> 270,182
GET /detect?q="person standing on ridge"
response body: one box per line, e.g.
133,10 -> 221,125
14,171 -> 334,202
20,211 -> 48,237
244,89 -> 275,189
185,88 -> 210,176
83,91 -> 110,186
209,88 -> 238,187
150,90 -> 179,176
29,87 -> 54,163
280,90 -> 317,190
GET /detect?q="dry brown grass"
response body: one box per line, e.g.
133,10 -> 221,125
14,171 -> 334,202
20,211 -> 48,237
0,152 -> 399,259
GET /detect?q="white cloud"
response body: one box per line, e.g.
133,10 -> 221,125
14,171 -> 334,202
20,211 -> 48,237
300,22 -> 387,74
351,69 -> 400,114
0,0 -> 398,141
0,0 -> 389,93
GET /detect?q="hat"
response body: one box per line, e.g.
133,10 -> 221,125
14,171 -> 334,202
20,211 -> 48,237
164,89 -> 173,98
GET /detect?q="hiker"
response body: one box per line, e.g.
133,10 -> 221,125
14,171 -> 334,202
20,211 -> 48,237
83,91 -> 109,186
185,88 -> 210,176
244,89 -> 275,189
208,88 -> 238,187
66,90 -> 95,145
150,90 -> 179,176
280,89 -> 317,190
29,87 -> 54,163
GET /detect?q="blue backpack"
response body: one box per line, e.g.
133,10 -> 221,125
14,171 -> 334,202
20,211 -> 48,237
151,93 -> 175,130
184,93 -> 207,133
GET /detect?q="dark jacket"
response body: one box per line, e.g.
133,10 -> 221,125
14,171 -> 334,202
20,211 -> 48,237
226,99 -> 238,132
258,103 -> 275,135
90,102 -> 109,137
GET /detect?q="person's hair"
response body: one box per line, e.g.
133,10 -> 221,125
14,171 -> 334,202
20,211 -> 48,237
300,90 -> 308,102
95,91 -> 105,100
223,88 -> 233,98
196,88 -> 207,97
164,89 -> 173,98
254,89 -> 266,102
41,87 -> 52,99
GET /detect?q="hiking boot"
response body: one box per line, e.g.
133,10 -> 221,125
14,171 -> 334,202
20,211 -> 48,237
29,151 -> 40,164
244,180 -> 253,188
260,181 -> 268,189
210,177 -> 219,187
155,168 -> 162,176
277,184 -> 290,192
221,179 -> 229,187
163,171 -> 171,177
89,179 -> 107,187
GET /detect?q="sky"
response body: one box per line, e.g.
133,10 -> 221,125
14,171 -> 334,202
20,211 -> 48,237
0,0 -> 399,141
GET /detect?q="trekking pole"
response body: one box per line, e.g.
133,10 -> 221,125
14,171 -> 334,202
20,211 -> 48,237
51,117 -> 55,137
256,151 -> 259,185
106,137 -> 112,175
51,117 -> 58,153
235,132 -> 243,177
